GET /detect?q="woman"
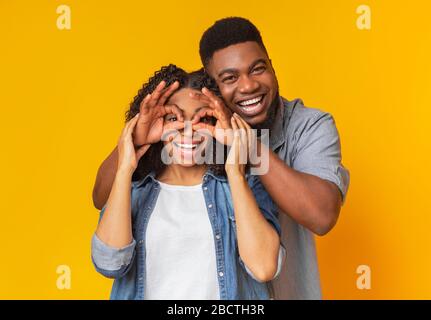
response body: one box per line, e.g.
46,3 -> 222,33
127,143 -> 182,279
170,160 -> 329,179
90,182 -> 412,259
91,65 -> 285,300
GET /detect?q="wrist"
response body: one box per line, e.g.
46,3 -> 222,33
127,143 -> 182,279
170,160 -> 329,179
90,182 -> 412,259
116,165 -> 135,178
226,169 -> 246,182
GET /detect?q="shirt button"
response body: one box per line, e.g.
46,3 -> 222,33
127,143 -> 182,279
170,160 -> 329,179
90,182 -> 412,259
203,187 -> 208,191
138,277 -> 143,281
219,272 -> 224,277
208,204 -> 213,208
215,234 -> 221,240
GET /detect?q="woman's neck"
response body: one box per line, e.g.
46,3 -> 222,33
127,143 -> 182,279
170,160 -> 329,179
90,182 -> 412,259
157,164 -> 207,186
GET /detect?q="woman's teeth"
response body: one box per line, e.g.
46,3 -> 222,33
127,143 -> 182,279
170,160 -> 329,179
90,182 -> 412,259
173,142 -> 198,149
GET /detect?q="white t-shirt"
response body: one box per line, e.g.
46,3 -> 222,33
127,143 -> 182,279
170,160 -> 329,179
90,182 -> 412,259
144,181 -> 220,300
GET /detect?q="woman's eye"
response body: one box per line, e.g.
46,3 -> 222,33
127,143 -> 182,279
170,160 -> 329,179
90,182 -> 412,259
201,116 -> 215,124
166,117 -> 177,122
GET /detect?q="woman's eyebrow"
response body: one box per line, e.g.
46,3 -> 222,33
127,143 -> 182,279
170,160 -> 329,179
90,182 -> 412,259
192,106 -> 210,115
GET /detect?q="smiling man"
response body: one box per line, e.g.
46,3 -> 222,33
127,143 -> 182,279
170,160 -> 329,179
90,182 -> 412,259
92,17 -> 350,300
197,17 -> 350,299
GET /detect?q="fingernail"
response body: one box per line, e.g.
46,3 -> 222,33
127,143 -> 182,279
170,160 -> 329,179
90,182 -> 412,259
135,113 -> 140,117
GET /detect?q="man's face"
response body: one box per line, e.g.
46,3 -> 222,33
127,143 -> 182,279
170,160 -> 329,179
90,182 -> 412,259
206,41 -> 279,126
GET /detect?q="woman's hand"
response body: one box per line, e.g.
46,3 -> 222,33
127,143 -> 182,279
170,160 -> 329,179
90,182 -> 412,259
190,87 -> 233,145
225,113 -> 253,177
117,114 -> 151,175
133,81 -> 184,146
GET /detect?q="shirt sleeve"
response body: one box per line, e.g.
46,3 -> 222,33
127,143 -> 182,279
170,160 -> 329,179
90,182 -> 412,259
292,111 -> 350,202
91,206 -> 136,279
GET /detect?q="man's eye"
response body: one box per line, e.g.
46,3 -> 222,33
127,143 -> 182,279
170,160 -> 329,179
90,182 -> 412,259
222,75 -> 236,83
252,66 -> 266,74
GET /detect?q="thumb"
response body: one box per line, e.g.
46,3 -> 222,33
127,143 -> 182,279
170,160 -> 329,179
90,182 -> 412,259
136,144 -> 151,161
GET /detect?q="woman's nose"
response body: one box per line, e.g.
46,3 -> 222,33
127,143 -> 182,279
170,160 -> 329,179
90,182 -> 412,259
182,119 -> 193,137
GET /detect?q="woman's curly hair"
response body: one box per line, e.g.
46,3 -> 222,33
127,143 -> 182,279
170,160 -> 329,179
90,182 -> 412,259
125,64 -> 226,182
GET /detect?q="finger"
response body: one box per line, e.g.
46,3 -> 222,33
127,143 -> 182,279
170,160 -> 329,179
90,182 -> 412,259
125,113 -> 140,136
121,113 -> 139,141
139,94 -> 152,113
230,116 -> 239,131
148,81 -> 167,106
234,113 -> 254,149
136,144 -> 151,160
234,113 -> 248,140
192,122 -> 215,134
165,120 -> 185,131
234,112 -> 251,130
234,113 -> 251,155
158,81 -> 180,106
191,107 -> 216,124
202,87 -> 225,110
162,104 -> 184,121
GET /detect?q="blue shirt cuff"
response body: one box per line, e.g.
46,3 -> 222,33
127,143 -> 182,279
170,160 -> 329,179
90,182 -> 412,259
91,233 -> 136,271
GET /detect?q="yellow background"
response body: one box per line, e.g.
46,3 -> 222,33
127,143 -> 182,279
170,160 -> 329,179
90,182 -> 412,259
1,0 -> 430,299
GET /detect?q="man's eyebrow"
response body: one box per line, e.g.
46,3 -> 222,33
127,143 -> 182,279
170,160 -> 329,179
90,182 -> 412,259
217,68 -> 237,78
249,58 -> 267,72
217,58 -> 267,78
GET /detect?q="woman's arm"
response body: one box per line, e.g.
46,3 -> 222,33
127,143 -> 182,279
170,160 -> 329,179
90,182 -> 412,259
226,114 -> 280,282
227,173 -> 280,282
95,167 -> 134,248
91,115 -> 150,278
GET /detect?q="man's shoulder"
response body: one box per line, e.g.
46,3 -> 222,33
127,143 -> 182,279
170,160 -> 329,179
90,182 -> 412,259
282,97 -> 332,122
281,97 -> 335,133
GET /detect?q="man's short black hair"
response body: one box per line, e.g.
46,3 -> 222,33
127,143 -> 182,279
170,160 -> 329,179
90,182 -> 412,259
199,17 -> 267,68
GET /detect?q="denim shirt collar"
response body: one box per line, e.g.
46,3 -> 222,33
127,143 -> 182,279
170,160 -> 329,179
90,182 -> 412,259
132,168 -> 228,188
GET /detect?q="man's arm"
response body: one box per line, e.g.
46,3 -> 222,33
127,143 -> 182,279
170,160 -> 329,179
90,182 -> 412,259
92,147 -> 118,210
254,111 -> 348,236
258,144 -> 342,236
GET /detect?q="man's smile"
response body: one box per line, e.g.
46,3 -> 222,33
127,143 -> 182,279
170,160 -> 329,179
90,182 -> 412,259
235,94 -> 266,116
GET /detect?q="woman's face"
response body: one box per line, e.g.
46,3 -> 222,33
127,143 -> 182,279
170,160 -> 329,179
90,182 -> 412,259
162,88 -> 215,167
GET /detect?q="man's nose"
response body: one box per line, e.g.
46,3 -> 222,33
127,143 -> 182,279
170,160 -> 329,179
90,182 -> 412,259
238,75 -> 260,94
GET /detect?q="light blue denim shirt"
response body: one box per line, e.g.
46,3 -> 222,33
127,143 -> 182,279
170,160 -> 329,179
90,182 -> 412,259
91,170 -> 285,300
271,98 -> 350,300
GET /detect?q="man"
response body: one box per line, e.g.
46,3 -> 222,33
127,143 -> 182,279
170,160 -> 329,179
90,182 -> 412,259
92,17 -> 349,299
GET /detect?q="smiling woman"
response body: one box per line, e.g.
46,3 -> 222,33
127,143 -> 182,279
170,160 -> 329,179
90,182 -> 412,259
125,65 -> 227,180
90,64 -> 286,300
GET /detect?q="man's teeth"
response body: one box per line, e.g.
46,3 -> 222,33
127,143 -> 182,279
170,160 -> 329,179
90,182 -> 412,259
174,142 -> 198,149
238,95 -> 263,107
